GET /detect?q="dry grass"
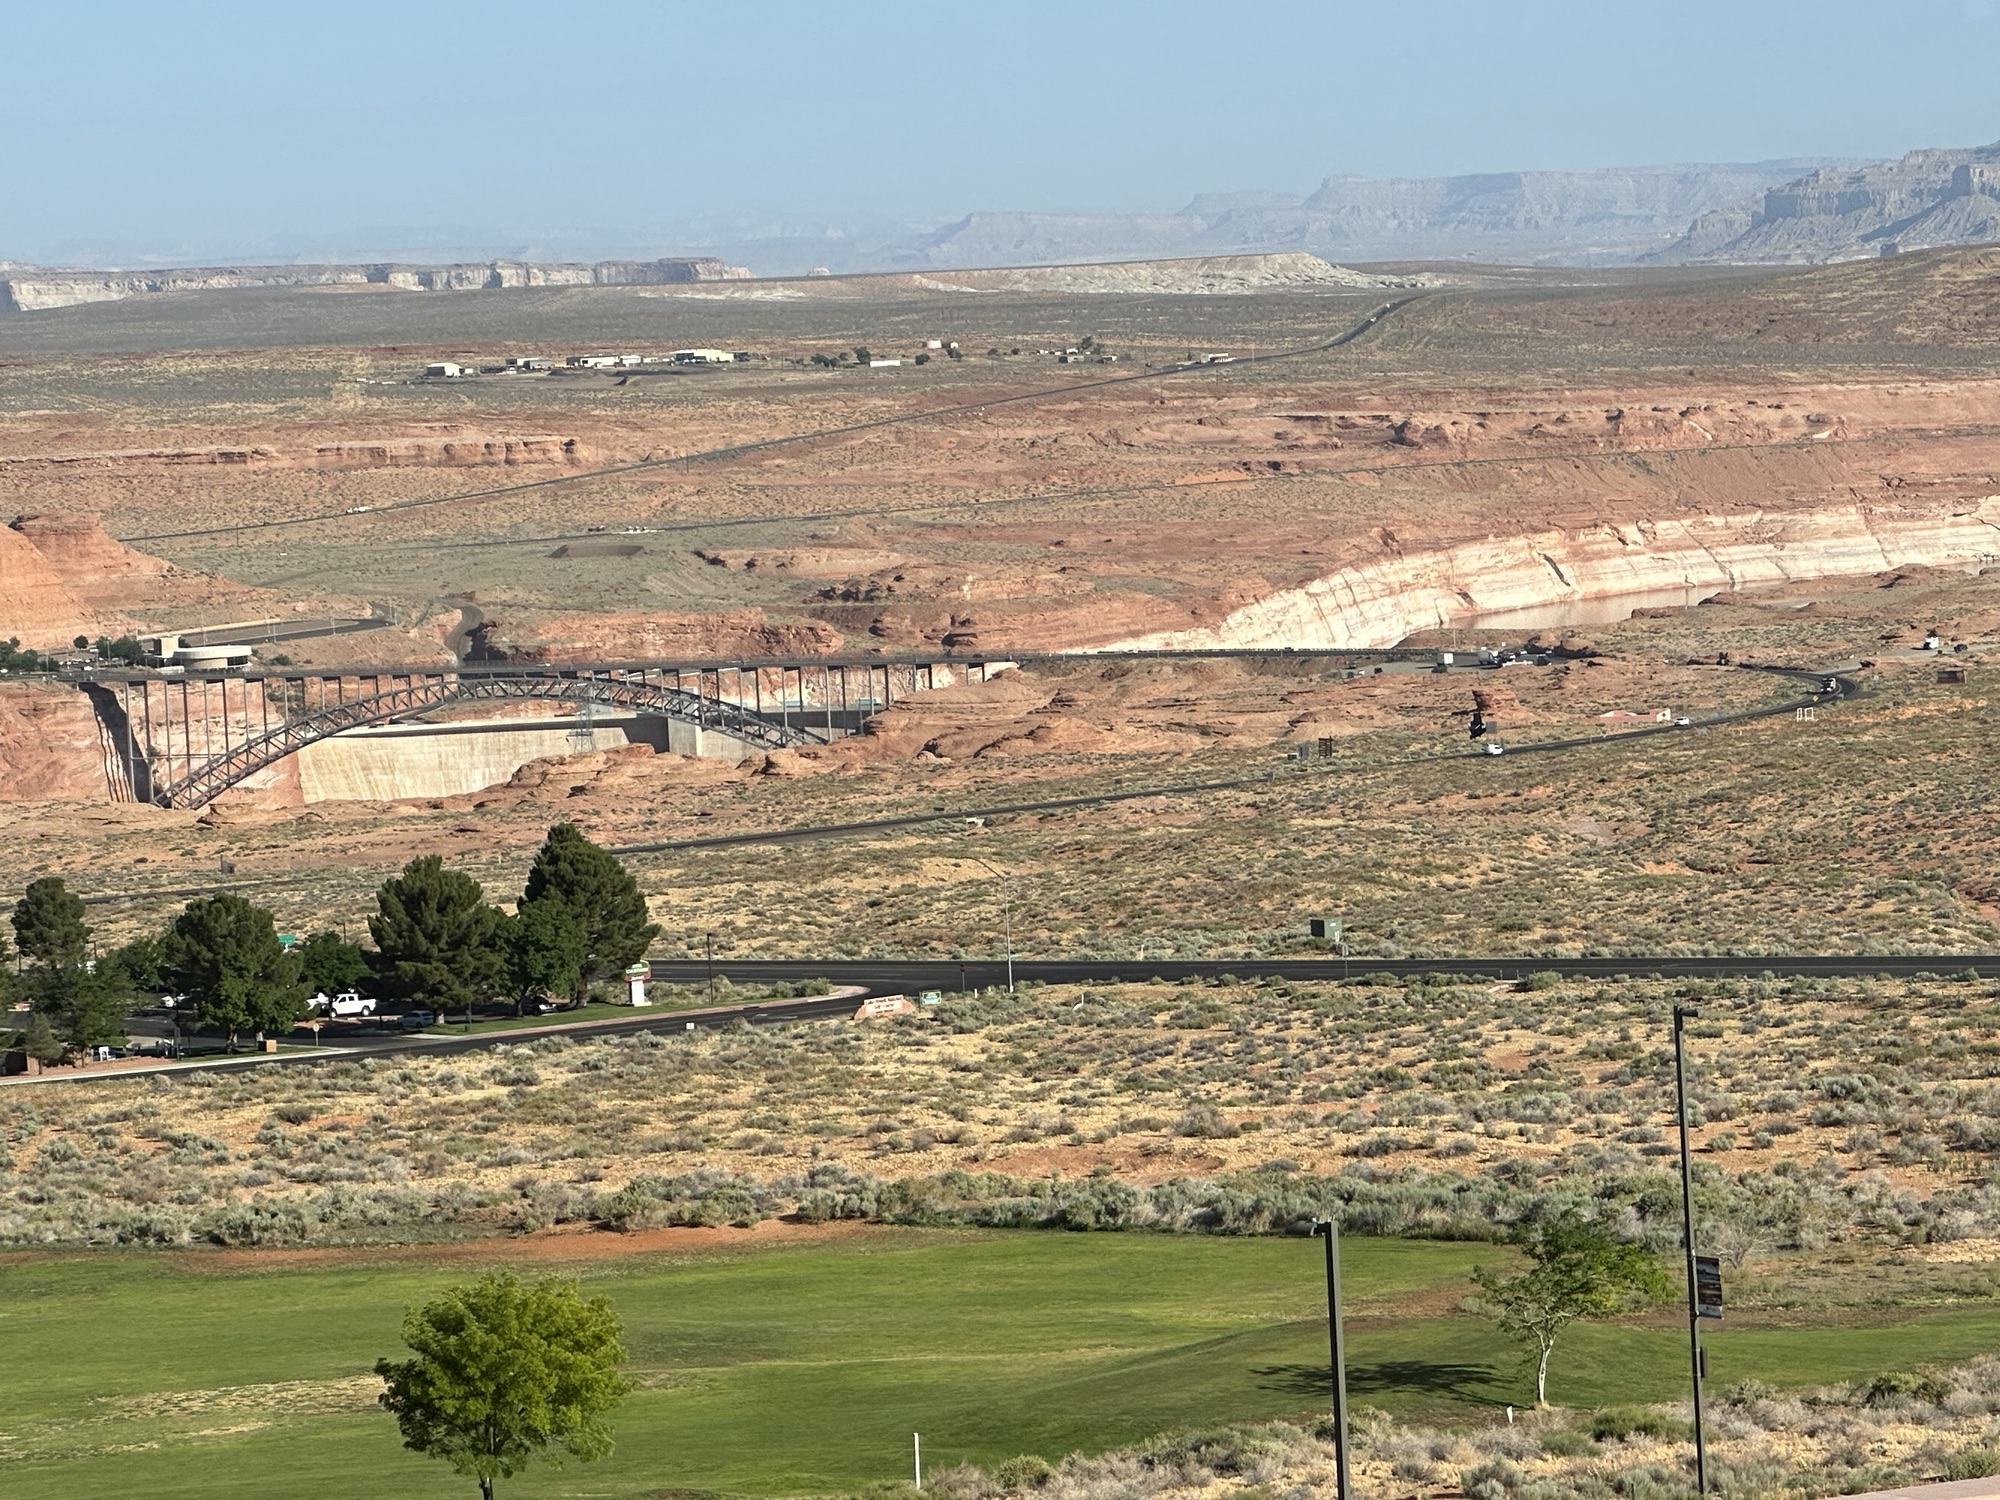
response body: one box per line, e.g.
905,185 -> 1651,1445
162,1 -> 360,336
926,1354 -> 2000,1500
10,968 -> 2000,1259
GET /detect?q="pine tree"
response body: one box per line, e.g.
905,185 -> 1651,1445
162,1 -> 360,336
21,1011 -> 63,1066
12,876 -> 89,968
369,856 -> 504,1014
518,824 -> 659,998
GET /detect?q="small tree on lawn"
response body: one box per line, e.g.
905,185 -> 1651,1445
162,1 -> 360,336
376,1272 -> 631,1500
518,824 -> 658,1000
369,856 -> 504,1016
1471,1213 -> 1668,1406
161,893 -> 306,1050
505,902 -> 587,1015
12,875 -> 89,968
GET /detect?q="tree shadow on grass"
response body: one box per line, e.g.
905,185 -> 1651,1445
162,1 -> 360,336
1253,1360 -> 1508,1407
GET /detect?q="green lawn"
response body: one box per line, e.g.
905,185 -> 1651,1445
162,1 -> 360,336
4,1229 -> 1998,1498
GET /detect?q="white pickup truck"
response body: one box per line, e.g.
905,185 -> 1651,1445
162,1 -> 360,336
308,990 -> 376,1018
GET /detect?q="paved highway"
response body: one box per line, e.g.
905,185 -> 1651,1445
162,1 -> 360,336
649,953 -> 1997,988
13,939 -> 1985,1087
7,988 -> 869,1085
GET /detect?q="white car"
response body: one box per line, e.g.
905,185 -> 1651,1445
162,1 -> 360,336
309,990 -> 377,1018
1483,742 -> 1506,756
1674,716 -> 1692,727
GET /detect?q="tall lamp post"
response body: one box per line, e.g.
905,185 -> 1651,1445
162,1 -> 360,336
963,854 -> 1014,994
1673,1005 -> 1709,1495
1311,1218 -> 1352,1500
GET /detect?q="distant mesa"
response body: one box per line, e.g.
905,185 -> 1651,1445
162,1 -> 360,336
1649,140 -> 2000,264
0,257 -> 752,314
8,139 -> 2000,309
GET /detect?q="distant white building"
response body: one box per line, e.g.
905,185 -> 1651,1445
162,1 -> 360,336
424,361 -> 463,378
869,358 -> 902,368
670,348 -> 735,365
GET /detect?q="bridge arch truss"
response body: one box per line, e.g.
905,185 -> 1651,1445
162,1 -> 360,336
100,663 -> 943,809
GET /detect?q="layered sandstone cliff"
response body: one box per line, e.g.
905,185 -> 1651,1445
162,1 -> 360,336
0,512 -> 181,645
1103,500 -> 2000,651
466,610 -> 843,664
0,681 -> 119,799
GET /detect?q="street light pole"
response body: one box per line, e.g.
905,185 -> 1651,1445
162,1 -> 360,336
1673,1005 -> 1708,1495
1312,1218 -> 1352,1500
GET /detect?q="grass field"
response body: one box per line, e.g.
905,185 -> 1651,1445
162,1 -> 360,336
7,1227 -> 2000,1498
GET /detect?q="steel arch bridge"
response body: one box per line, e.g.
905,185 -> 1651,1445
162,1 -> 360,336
140,670 -> 823,809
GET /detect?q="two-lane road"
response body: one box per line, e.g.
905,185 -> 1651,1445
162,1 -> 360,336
649,952 -> 1995,990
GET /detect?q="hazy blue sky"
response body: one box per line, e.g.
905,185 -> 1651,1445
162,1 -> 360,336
4,0 -> 1997,261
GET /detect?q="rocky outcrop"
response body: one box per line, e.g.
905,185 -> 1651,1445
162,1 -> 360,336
1102,500 -> 2000,652
0,681 -> 120,800
1652,141 -> 2000,264
667,253 -> 1429,299
9,512 -> 170,611
0,524 -> 101,646
0,258 -> 751,313
0,434 -> 587,473
466,610 -> 843,664
0,512 -> 182,643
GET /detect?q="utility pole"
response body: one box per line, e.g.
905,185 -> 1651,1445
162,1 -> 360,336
913,1432 -> 922,1488
1311,1219 -> 1351,1500
704,932 -> 716,1005
963,852 -> 1015,994
1673,1005 -> 1708,1494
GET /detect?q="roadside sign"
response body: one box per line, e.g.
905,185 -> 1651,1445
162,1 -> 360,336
919,991 -> 943,1006
1694,1255 -> 1723,1319
277,933 -> 296,949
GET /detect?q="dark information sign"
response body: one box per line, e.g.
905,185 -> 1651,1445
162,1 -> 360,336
1694,1255 -> 1723,1319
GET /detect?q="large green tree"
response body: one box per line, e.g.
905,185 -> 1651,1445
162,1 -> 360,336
29,963 -> 133,1053
518,824 -> 658,997
296,930 -> 369,996
1472,1214 -> 1669,1406
369,857 -> 504,1014
160,893 -> 306,1050
98,933 -> 165,994
376,1272 -> 631,1500
504,902 -> 587,1014
12,875 -> 89,968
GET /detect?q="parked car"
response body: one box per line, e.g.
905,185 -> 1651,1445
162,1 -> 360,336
399,1009 -> 437,1030
309,990 -> 377,1018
